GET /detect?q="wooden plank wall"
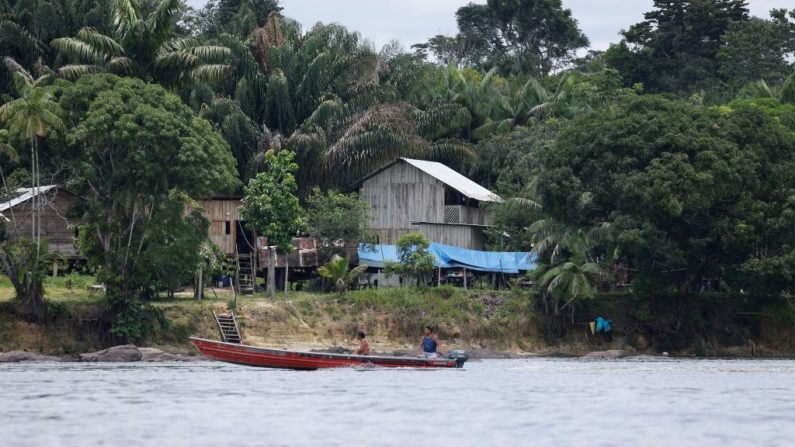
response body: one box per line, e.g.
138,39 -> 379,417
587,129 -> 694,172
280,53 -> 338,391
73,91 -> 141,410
413,223 -> 485,250
360,161 -> 445,245
5,189 -> 83,258
195,199 -> 242,255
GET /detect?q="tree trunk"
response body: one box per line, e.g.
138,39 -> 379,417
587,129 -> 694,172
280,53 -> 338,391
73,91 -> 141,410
197,265 -> 203,301
267,247 -> 276,299
284,255 -> 289,297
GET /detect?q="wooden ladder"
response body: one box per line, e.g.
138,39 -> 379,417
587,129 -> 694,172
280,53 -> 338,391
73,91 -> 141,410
235,251 -> 255,295
213,310 -> 242,344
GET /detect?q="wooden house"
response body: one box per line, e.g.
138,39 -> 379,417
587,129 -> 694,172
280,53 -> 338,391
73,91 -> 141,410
193,197 -> 258,256
0,185 -> 84,259
354,158 -> 502,250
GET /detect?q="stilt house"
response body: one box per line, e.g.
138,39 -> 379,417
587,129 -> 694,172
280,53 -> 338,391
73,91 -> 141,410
353,158 -> 502,250
0,185 -> 84,260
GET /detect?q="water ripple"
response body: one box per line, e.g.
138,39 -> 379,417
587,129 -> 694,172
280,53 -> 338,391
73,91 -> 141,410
1,359 -> 794,446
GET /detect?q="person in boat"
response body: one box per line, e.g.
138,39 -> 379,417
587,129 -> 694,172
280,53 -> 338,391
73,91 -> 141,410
354,330 -> 370,355
420,326 -> 442,358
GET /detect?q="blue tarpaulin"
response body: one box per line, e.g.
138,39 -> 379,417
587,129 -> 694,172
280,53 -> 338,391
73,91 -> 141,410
358,243 -> 537,274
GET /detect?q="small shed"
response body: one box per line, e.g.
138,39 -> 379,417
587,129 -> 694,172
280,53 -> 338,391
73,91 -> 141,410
353,158 -> 502,250
0,185 -> 84,259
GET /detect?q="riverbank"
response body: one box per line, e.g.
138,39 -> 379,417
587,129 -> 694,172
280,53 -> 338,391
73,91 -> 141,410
0,277 -> 793,359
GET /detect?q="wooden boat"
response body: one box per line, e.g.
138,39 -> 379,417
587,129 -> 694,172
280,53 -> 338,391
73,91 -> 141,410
190,337 -> 467,370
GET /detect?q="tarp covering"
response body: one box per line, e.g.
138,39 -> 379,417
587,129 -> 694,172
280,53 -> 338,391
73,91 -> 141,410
358,243 -> 537,274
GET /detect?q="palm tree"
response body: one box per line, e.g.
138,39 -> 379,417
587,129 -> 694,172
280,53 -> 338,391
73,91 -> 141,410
735,73 -> 795,104
535,260 -> 601,317
0,0 -> 111,93
317,254 -> 368,296
211,18 -> 475,194
0,67 -> 63,318
0,68 -> 64,247
50,0 -> 229,85
429,66 -> 514,141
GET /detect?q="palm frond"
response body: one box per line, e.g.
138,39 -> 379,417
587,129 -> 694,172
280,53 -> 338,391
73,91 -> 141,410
56,64 -> 104,79
3,58 -> 33,93
0,20 -> 46,55
147,0 -> 180,43
519,76 -> 549,107
781,73 -> 795,105
345,264 -> 368,284
113,0 -> 141,37
264,69 -> 296,133
51,37 -> 104,64
302,98 -> 344,130
189,45 -> 231,64
105,57 -> 136,75
191,64 -> 231,83
426,139 -> 476,165
76,28 -> 124,57
155,49 -> 199,70
0,129 -> 19,162
414,103 -> 471,139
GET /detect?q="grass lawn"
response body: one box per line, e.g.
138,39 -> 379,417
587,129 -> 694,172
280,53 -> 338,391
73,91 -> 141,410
0,274 -> 106,303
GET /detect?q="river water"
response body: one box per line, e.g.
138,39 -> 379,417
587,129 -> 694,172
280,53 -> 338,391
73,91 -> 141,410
1,358 -> 793,446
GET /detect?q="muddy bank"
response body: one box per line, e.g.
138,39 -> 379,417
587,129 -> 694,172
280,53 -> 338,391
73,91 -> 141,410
1,288 -> 793,359
0,345 -> 204,363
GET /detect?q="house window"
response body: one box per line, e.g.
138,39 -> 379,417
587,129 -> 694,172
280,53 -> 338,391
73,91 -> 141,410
225,221 -> 231,235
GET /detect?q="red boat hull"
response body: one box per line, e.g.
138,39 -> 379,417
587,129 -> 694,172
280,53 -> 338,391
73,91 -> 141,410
189,337 -> 460,370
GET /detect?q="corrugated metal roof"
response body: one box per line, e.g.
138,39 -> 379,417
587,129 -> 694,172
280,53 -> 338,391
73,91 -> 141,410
0,185 -> 58,212
401,158 -> 502,203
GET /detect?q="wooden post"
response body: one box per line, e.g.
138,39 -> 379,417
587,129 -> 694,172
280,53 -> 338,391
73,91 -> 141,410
231,276 -> 238,308
437,268 -> 441,287
197,265 -> 203,301
463,267 -> 467,290
267,247 -> 276,299
52,261 -> 58,277
284,254 -> 289,296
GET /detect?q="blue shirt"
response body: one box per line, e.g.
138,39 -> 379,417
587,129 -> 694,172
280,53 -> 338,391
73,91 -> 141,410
422,336 -> 437,353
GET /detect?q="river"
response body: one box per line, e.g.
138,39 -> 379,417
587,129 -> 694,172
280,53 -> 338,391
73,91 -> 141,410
1,358 -> 793,446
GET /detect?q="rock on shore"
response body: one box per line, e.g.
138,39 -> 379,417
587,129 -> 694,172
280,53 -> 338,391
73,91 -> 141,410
581,350 -> 625,359
79,345 -> 143,362
0,351 -> 62,362
139,347 -> 196,362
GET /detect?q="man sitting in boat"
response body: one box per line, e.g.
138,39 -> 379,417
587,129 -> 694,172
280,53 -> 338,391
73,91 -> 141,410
420,326 -> 442,358
354,331 -> 370,355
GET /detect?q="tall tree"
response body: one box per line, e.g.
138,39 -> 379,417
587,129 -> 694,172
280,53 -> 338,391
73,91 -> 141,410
415,0 -> 589,76
306,187 -> 372,261
538,96 -> 795,297
200,0 -> 281,39
606,0 -> 749,93
240,149 -> 305,297
62,74 -> 238,340
717,10 -> 795,90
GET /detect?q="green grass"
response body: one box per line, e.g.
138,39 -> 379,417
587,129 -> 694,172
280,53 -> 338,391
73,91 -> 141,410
0,274 -> 104,303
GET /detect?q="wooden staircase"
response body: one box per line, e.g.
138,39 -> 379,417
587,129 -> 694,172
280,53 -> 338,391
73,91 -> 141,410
213,311 -> 242,344
235,252 -> 255,295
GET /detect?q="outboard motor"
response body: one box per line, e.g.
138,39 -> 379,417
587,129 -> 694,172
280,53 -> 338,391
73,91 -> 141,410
447,349 -> 469,368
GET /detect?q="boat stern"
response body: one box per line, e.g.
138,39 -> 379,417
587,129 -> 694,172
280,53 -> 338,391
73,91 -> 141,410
447,349 -> 469,368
